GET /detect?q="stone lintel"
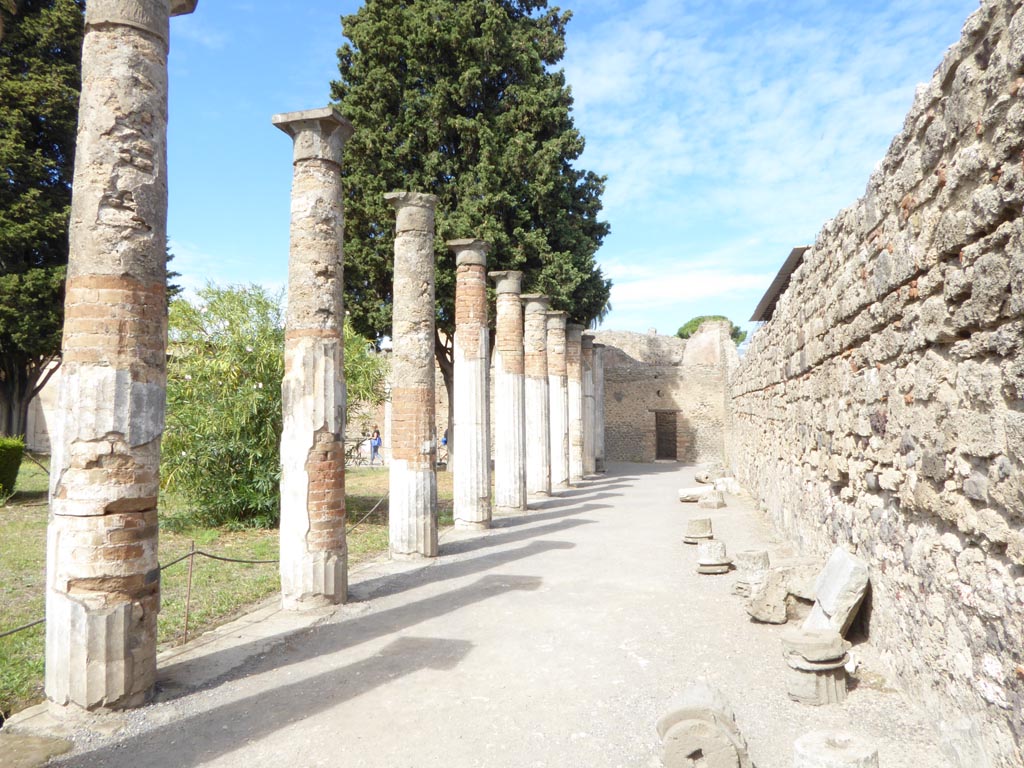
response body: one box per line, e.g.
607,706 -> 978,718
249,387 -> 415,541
489,270 -> 523,294
448,239 -> 490,267
272,106 -> 353,166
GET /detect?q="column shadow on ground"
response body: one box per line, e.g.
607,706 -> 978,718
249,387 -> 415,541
156,541 -> 569,700
58,635 -> 475,768
438,515 -> 598,557
496,501 -> 608,527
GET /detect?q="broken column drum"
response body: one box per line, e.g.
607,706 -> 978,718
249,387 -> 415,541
522,295 -> 552,496
546,312 -> 570,488
697,539 -> 732,575
45,0 -> 197,712
273,107 -> 353,610
793,731 -> 879,768
656,681 -> 753,768
684,517 -> 714,545
581,334 -> 596,477
451,239 -> 492,529
592,343 -> 606,473
782,626 -> 851,706
733,549 -> 770,598
566,324 -> 585,484
490,271 -> 527,514
387,191 -> 440,558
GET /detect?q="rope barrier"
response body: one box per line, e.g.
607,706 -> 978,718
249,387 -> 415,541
0,618 -> 44,641
1,490 -> 392,640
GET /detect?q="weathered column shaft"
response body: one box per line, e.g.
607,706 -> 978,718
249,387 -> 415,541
273,107 -> 353,610
45,0 -> 196,712
490,271 -> 526,513
523,296 -> 551,496
546,312 -> 570,488
593,344 -> 606,472
581,334 -> 595,477
450,239 -> 491,528
387,191 -> 439,558
566,324 -> 585,484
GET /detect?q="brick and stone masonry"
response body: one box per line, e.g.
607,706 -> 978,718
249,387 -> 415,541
522,295 -> 552,496
731,3 -> 1024,764
450,239 -> 492,528
546,312 -> 570,488
593,343 -> 606,472
490,271 -> 527,513
45,0 -> 196,711
386,192 -> 439,558
273,107 -> 353,609
581,334 -> 596,477
566,323 -> 585,484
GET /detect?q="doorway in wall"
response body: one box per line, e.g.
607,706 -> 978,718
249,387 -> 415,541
655,411 -> 677,460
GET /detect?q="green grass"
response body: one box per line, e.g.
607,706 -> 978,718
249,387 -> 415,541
0,460 -> 454,721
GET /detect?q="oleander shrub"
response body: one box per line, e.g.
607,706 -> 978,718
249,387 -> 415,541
0,436 -> 25,499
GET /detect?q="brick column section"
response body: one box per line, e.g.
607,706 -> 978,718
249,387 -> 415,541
593,343 -> 607,473
489,271 -> 527,513
566,323 -> 585,484
522,295 -> 551,496
386,191 -> 439,558
272,107 -> 353,609
450,239 -> 492,529
546,312 -> 570,489
45,0 -> 196,712
581,334 -> 596,477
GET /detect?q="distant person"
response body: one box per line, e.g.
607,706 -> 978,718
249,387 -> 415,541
369,425 -> 382,465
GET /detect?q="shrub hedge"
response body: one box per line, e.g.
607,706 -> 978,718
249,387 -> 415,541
0,437 -> 25,497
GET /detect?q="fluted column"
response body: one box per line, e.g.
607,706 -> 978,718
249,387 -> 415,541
386,191 -> 439,558
45,0 -> 196,712
522,295 -> 551,496
593,343 -> 607,473
273,107 -> 353,610
581,334 -> 596,477
566,324 -> 585,484
546,312 -> 570,489
450,239 -> 491,529
490,271 -> 526,513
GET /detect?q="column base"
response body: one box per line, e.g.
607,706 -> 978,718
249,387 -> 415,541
390,549 -> 436,561
281,551 -> 347,611
454,519 -> 491,531
494,505 -> 528,516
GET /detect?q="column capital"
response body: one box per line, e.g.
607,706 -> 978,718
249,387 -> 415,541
448,238 -> 490,267
581,334 -> 594,350
546,310 -> 568,329
272,107 -> 353,166
86,0 -> 196,41
522,294 -> 550,313
385,191 -> 439,233
489,270 -> 523,294
566,323 -> 585,341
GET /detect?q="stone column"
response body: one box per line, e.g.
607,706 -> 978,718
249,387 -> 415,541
272,107 -> 353,610
45,0 -> 196,712
490,271 -> 527,514
581,334 -> 595,477
522,295 -> 551,496
546,312 -> 570,489
566,323 -> 585,485
386,192 -> 439,558
593,343 -> 606,473
450,239 -> 491,529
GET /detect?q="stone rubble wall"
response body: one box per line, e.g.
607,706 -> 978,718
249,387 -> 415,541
595,324 -> 736,465
730,3 -> 1024,764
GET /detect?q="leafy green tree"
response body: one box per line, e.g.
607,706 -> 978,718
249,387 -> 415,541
331,0 -> 610,435
0,0 -> 83,435
162,285 -> 389,528
676,315 -> 747,345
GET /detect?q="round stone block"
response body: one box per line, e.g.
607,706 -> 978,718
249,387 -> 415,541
698,539 -> 729,565
662,719 -> 741,768
698,563 -> 732,575
781,626 -> 850,662
793,731 -> 879,768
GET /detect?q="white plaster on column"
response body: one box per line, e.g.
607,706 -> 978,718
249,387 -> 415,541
546,312 -> 570,489
566,324 -> 585,485
523,296 -> 552,497
582,334 -> 596,477
490,271 -> 526,513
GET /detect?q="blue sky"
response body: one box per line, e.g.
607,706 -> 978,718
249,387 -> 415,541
166,0 -> 979,336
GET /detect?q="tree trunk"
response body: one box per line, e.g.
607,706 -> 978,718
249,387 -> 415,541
0,356 -> 58,439
434,330 -> 454,461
